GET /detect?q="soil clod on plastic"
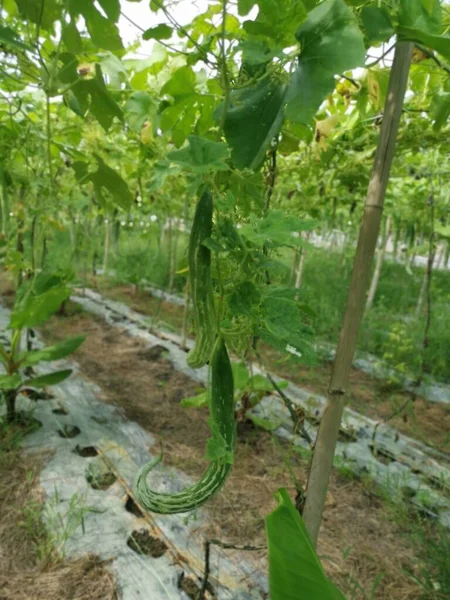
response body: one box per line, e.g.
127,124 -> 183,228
127,529 -> 168,557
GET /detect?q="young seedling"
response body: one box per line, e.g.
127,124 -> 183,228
0,273 -> 84,424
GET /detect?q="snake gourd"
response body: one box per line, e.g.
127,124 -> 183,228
186,189 -> 217,369
134,336 -> 236,514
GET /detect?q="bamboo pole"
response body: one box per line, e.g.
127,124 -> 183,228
302,42 -> 414,546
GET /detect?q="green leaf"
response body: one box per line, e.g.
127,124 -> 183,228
435,224 -> 450,239
167,135 -> 229,173
143,24 -> 173,41
232,362 -> 250,391
58,53 -> 79,85
73,0 -> 123,51
62,20 -> 83,53
10,285 -> 70,329
20,337 -> 85,367
219,76 -> 287,170
286,0 -> 365,124
259,296 -> 316,363
23,370 -> 73,389
181,392 -> 209,408
125,92 -> 154,131
0,373 -> 22,391
240,210 -> 313,248
398,0 -> 441,33
396,0 -> 450,59
70,64 -> 123,130
238,40 -> 283,67
266,488 -> 347,599
90,155 -> 134,210
202,237 -> 226,253
161,66 -> 196,98
420,0 -> 435,14
97,0 -> 120,22
249,374 -> 287,393
16,0 -> 60,30
229,281 -> 261,317
0,25 -> 31,51
101,53 -> 127,89
150,0 -> 161,10
242,0 -> 307,47
206,420 -> 234,464
361,7 -> 394,44
238,0 -> 255,16
248,415 -> 283,431
399,29 -> 450,59
430,92 -> 450,131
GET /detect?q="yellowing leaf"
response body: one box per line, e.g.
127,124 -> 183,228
141,122 -> 153,144
314,115 -> 340,151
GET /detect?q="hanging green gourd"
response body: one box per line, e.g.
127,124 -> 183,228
134,336 -> 236,514
186,189 -> 217,369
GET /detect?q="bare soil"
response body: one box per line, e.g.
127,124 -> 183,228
101,283 -> 450,454
0,436 -> 116,600
39,308 -> 426,600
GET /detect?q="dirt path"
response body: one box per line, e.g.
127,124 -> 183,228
38,307 -> 426,600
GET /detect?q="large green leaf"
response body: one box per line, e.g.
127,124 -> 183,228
361,7 -> 394,44
125,92 -> 154,131
62,20 -> 83,54
20,337 -> 85,367
430,92 -> 450,131
398,0 -> 441,33
259,295 -> 316,363
72,156 -> 132,210
0,373 -> 22,391
10,284 -> 70,330
240,210 -> 314,248
143,24 -> 173,41
248,414 -> 283,431
167,135 -> 229,173
286,0 -> 365,124
161,66 -> 197,98
238,40 -> 283,67
181,391 -> 209,408
219,76 -> 287,170
97,0 -> 120,22
101,53 -> 127,89
237,0 -> 256,16
266,488 -> 347,600
71,0 -> 123,51
242,0 -> 307,47
232,362 -> 250,391
23,370 -> 73,389
90,155 -> 133,210
229,281 -> 261,317
16,0 -> 60,30
0,25 -> 31,51
397,0 -> 450,59
69,64 -> 123,130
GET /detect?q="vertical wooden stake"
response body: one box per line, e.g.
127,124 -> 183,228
302,42 -> 414,546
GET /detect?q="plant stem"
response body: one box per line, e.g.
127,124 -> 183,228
420,192 -> 436,380
181,282 -> 190,350
365,215 -> 391,311
301,42 -> 414,547
5,389 -> 17,424
199,539 -> 265,599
